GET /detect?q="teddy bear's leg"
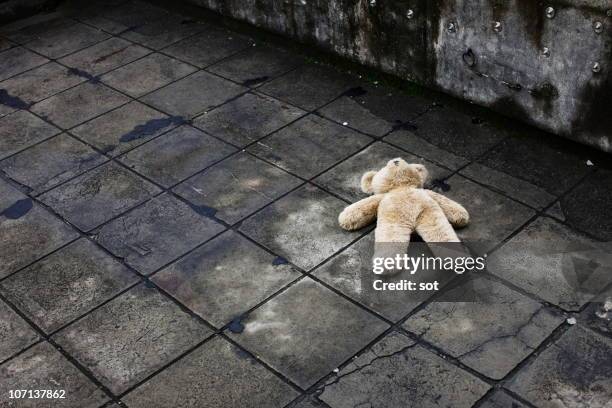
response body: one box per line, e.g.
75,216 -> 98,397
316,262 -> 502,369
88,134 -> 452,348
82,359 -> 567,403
426,190 -> 469,228
415,208 -> 460,242
338,194 -> 384,231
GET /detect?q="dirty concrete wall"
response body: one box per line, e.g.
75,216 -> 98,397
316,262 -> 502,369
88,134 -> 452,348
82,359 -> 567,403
184,0 -> 611,152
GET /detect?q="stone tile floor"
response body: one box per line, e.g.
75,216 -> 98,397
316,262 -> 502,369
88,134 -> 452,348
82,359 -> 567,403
1,1 -> 611,407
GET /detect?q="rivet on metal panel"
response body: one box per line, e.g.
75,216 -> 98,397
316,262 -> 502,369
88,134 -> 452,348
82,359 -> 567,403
447,21 -> 457,33
592,62 -> 601,73
493,21 -> 502,32
545,6 -> 555,19
406,9 -> 414,19
593,21 -> 604,34
542,47 -> 550,57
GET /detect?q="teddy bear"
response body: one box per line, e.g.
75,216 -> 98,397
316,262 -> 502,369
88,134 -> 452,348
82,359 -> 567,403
338,158 -> 469,244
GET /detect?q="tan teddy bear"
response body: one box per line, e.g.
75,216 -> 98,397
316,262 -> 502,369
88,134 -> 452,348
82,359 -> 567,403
338,158 -> 469,244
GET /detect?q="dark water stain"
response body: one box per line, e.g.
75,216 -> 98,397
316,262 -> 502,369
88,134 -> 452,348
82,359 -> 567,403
391,121 -> 418,132
491,0 -> 545,48
185,201 -> 218,218
67,67 -> 100,83
429,179 -> 450,192
344,86 -> 368,97
242,76 -> 269,87
93,47 -> 129,64
529,82 -> 559,116
0,89 -> 30,110
119,116 -> 185,143
272,256 -> 289,266
227,316 -> 245,333
1,198 -> 33,219
462,49 -> 476,68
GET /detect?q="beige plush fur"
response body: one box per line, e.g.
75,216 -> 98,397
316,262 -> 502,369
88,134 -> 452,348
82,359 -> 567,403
338,158 -> 469,244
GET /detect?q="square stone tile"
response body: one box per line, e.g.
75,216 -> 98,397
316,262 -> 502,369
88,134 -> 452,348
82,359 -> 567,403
0,62 -> 86,116
559,169 -> 612,241
71,101 -> 183,157
384,129 -> 469,170
228,278 -> 388,388
0,179 -> 78,279
0,239 -> 138,333
162,26 -> 254,68
478,390 -> 530,408
208,45 -> 303,87
318,85 -> 432,138
487,217 -> 612,311
78,15 -> 129,34
478,133 -> 591,195
173,152 -> 301,224
53,283 -> 211,395
443,175 -> 535,252
2,17 -> 75,44
0,134 -> 107,195
0,46 -> 48,81
154,230 -> 300,327
506,326 -> 612,408
141,70 -> 246,118
0,37 -> 13,52
314,232 -> 456,322
119,125 -> 236,187
121,15 -> 205,50
193,92 -> 306,148
0,300 -> 39,363
411,106 -> 508,160
239,184 -> 363,271
38,162 -> 161,231
460,162 -> 556,210
313,141 -> 451,203
97,194 -> 225,275
318,331 -> 490,408
123,336 -> 299,408
101,0 -> 169,28
403,276 -> 563,379
59,37 -> 151,76
0,342 -> 109,408
31,82 -> 130,129
248,115 -> 372,179
0,110 -> 60,160
101,53 -> 196,98
259,65 -> 357,110
25,22 -> 110,59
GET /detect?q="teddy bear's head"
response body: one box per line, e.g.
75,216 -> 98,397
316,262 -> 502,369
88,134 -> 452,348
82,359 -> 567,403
361,158 -> 428,194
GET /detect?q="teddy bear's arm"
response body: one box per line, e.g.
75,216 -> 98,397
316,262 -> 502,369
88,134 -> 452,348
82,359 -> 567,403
338,194 -> 384,231
426,190 -> 470,228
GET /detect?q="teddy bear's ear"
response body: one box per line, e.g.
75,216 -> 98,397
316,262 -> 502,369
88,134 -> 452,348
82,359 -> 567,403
361,171 -> 377,194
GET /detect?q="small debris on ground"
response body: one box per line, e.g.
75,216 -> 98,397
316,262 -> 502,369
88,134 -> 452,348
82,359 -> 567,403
587,160 -> 594,166
566,317 -> 577,325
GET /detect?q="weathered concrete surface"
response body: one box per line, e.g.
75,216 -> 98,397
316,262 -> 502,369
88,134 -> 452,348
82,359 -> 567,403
184,0 -> 612,152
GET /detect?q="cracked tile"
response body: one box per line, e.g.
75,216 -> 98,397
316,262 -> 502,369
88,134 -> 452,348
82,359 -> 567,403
38,162 -> 161,231
0,179 -> 78,279
173,152 -> 301,224
0,239 -> 138,333
318,84 -> 431,138
314,142 -> 451,203
101,53 -> 196,98
239,184 -> 362,271
314,232 -> 455,321
97,193 -> 224,275
0,134 -> 107,194
0,46 -> 48,81
559,169 -> 612,241
318,331 -> 490,408
59,37 -> 151,77
460,162 -> 556,209
121,15 -> 205,50
123,336 -> 298,408
0,110 -> 60,160
119,125 -> 236,187
0,300 -> 39,363
248,115 -> 372,179
404,276 -> 563,379
72,101 -> 182,157
0,342 -> 109,408
53,283 -> 211,395
141,70 -> 246,118
259,65 -> 357,110
154,230 -> 300,327
487,217 -> 612,311
443,175 -> 535,253
162,26 -> 254,68
26,22 -> 110,59
31,82 -> 130,129
193,92 -> 306,148
506,326 -> 612,408
228,278 -> 388,388
208,45 -> 303,87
